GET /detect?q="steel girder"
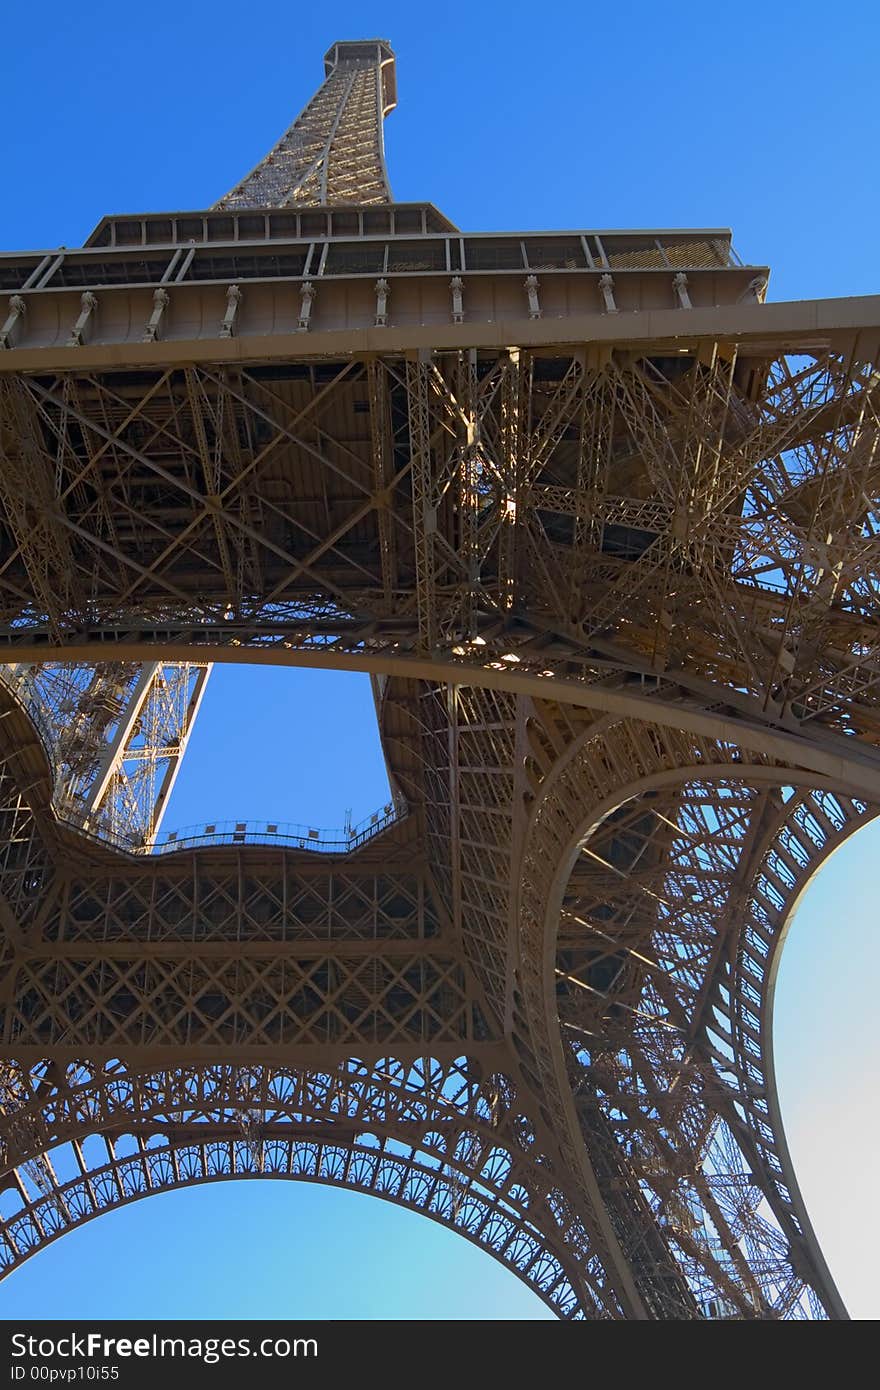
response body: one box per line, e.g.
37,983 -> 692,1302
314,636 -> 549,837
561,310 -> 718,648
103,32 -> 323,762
1,344 -> 879,746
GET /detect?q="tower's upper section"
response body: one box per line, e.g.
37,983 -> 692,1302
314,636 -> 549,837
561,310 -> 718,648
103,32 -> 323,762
216,39 -> 397,211
323,39 -> 397,112
7,34 -> 766,343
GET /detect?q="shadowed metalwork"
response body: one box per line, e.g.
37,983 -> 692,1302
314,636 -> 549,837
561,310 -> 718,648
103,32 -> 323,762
0,38 -> 877,1317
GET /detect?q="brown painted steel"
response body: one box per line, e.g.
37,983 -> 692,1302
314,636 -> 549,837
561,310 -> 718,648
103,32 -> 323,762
0,38 -> 875,1318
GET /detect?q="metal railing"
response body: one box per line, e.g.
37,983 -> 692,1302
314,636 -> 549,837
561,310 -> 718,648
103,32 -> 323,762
152,801 -> 403,855
0,667 -> 405,858
0,666 -> 59,767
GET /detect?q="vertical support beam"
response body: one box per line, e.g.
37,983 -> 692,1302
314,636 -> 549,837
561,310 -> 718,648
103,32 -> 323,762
498,349 -> 523,612
145,662 -> 211,843
70,662 -> 211,848
407,351 -> 438,654
367,358 -> 396,610
446,684 -> 463,945
81,664 -> 158,816
569,360 -> 614,625
458,348 -> 481,642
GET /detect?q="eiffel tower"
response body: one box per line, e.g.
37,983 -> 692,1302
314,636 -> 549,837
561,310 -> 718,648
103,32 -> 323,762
0,36 -> 876,1318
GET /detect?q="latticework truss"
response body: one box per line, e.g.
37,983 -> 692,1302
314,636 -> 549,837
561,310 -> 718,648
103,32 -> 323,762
1,661 -> 209,848
0,37 -> 876,1317
216,40 -> 396,209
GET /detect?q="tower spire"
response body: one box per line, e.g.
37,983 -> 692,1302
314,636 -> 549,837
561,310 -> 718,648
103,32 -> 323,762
216,39 -> 397,210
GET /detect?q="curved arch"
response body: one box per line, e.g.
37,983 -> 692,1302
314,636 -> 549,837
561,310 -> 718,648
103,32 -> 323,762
515,727 -> 779,1313
525,728 -> 875,1317
0,1056 -> 609,1319
8,643 -> 880,802
0,1168 -> 559,1315
726,787 -> 874,1319
1,1135 -> 579,1316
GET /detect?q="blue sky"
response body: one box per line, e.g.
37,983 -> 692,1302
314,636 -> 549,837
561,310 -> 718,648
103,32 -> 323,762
2,0 -> 878,1319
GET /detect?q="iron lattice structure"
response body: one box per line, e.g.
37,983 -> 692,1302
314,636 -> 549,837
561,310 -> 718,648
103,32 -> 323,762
0,38 -> 878,1317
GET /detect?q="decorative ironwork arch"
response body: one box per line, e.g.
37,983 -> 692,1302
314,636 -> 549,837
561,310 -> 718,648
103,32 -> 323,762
0,1056 -> 602,1318
517,720 -> 876,1318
